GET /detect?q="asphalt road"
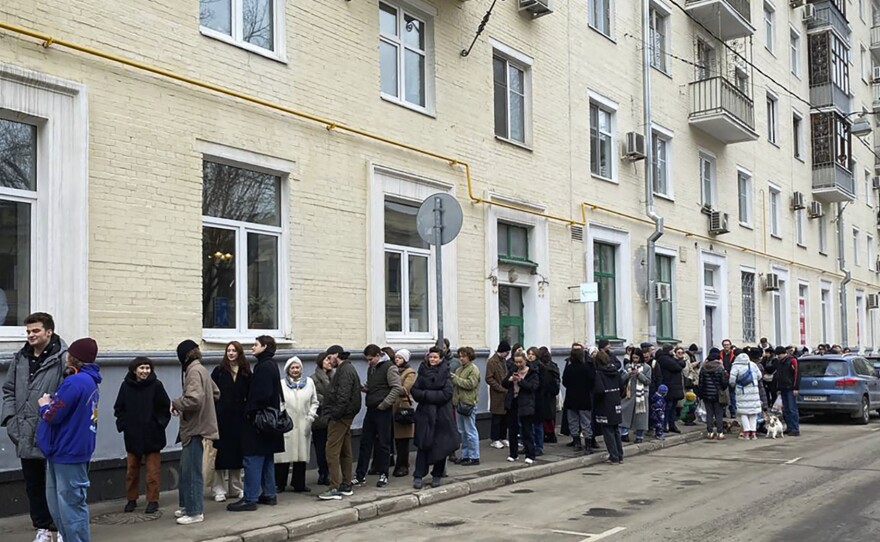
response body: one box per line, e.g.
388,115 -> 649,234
303,419 -> 880,542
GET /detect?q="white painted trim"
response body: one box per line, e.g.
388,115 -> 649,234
588,91 -> 620,112
488,38 -> 534,67
771,265 -> 791,346
655,244 -> 678,340
586,223 -> 632,345
197,0 -> 287,63
819,279 -> 836,344
650,0 -> 672,17
197,140 -> 298,176
698,251 -> 729,352
797,280 -> 811,348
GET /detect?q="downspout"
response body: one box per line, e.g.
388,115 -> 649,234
837,202 -> 851,347
643,0 -> 664,344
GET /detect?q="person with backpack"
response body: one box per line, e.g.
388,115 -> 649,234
729,353 -> 763,440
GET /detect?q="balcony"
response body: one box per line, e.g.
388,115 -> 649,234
684,0 -> 754,41
874,82 -> 880,112
806,1 -> 850,41
809,81 -> 852,112
688,76 -> 758,143
812,161 -> 856,202
872,26 -> 880,60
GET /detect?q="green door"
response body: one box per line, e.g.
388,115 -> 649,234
499,285 -> 524,346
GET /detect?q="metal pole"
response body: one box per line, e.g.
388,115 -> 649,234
837,202 -> 850,347
433,196 -> 445,349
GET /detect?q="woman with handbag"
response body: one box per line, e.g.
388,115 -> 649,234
697,349 -> 727,440
311,352 -> 333,485
392,349 -> 417,477
275,357 -> 319,492
502,350 -> 540,464
451,346 -> 481,466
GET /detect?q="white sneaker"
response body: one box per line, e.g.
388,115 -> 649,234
176,514 -> 204,525
174,508 -> 186,518
490,440 -> 504,449
506,456 -> 516,462
501,440 -> 510,448
33,529 -> 52,542
524,458 -> 534,465
55,533 -> 63,542
214,494 -> 226,502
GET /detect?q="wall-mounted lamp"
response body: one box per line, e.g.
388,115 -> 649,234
537,274 -> 550,296
487,267 -> 499,292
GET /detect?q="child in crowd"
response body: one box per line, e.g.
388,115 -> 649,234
679,391 -> 698,427
651,385 -> 668,440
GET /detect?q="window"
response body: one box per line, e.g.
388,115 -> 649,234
497,222 -> 532,264
763,3 -> 775,54
590,102 -> 615,179
821,285 -> 832,342
202,160 -> 283,334
734,68 -> 749,95
699,152 -> 716,208
696,39 -> 715,81
793,111 -> 803,159
865,169 -> 873,207
860,0 -> 866,20
798,284 -> 809,347
861,45 -> 870,82
766,93 -> 778,144
831,33 -> 851,94
649,5 -> 669,72
380,1 -> 431,111
737,170 -> 752,226
199,0 -> 281,56
770,273 -> 788,347
493,45 -> 531,145
868,234 -> 875,269
384,198 -> 431,337
589,0 -> 613,38
795,208 -> 806,246
790,29 -> 800,76
0,118 -> 35,327
819,213 -> 828,254
769,185 -> 781,237
741,271 -> 756,343
854,228 -> 861,266
652,130 -> 671,196
657,254 -> 674,340
594,242 -> 617,339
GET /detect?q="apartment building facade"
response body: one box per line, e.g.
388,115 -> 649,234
1,0 -> 880,477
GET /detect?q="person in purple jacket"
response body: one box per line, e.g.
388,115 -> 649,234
36,338 -> 102,542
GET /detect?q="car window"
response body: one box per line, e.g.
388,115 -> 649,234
854,358 -> 874,377
798,360 -> 848,377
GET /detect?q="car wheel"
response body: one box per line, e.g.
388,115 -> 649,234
856,396 -> 870,425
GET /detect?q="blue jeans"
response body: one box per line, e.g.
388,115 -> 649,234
664,398 -> 678,429
780,389 -> 800,432
532,423 -> 544,452
619,427 -> 645,439
243,454 -> 276,502
455,409 -> 480,459
46,461 -> 90,542
178,436 -> 204,516
728,385 -> 737,417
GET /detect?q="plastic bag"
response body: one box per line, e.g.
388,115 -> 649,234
771,395 -> 783,414
696,400 -> 707,423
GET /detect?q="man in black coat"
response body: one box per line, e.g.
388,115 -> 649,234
774,346 -> 801,436
562,348 -> 595,452
656,345 -> 685,433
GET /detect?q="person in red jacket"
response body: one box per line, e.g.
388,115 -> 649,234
720,339 -> 737,416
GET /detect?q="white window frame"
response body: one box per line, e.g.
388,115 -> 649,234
198,141 -> 292,342
770,265 -> 790,347
793,109 -> 804,160
856,291 -> 867,349
199,0 -> 286,62
649,0 -> 672,74
865,168 -> 874,208
737,167 -> 753,227
699,150 -> 717,209
589,0 -> 615,39
655,245 -> 678,341
741,267 -> 757,344
0,66 -> 88,342
854,227 -> 862,266
861,44 -> 870,83
795,208 -> 806,247
590,92 -> 619,183
790,27 -> 801,77
379,0 -> 436,115
586,223 -> 633,345
820,280 -> 835,343
818,212 -> 828,255
491,39 -> 533,147
763,2 -> 776,55
766,92 -> 779,145
769,183 -> 782,238
868,233 -> 875,270
652,123 -> 673,199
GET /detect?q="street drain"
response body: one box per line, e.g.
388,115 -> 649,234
471,499 -> 502,504
91,511 -> 162,525
582,472 -> 602,476
678,480 -> 702,486
511,489 -> 534,494
584,508 -> 627,518
430,520 -> 466,528
627,499 -> 655,506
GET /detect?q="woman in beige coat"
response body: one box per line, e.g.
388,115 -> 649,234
392,349 -> 417,477
274,357 -> 319,493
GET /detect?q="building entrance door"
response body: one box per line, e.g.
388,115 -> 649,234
499,285 -> 524,347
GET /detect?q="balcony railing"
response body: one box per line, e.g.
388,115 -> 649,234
807,2 -> 851,41
685,0 -> 750,21
812,161 -> 856,203
684,0 -> 754,41
809,81 -> 852,112
688,76 -> 757,143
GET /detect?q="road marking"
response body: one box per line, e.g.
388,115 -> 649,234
871,427 -> 880,432
552,527 -> 627,541
784,457 -> 803,464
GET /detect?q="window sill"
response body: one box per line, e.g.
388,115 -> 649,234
199,27 -> 287,64
202,336 -> 296,346
495,135 -> 533,151
499,256 -> 539,268
384,336 -> 437,347
739,222 -> 753,230
591,174 -> 617,185
819,250 -> 828,257
654,192 -> 675,202
651,66 -> 672,79
588,25 -> 616,44
380,94 -> 436,118
794,155 -> 805,163
0,333 -> 25,343
770,234 -> 783,240
797,243 -> 807,249
768,140 -> 780,149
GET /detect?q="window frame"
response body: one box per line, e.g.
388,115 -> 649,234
818,212 -> 828,255
652,124 -> 673,198
593,241 -> 618,341
496,221 -> 536,266
865,168 -> 874,208
790,27 -> 801,77
867,233 -> 875,271
656,252 -> 675,341
766,92 -> 779,145
379,0 -> 436,115
861,44 -> 870,83
769,184 -> 782,238
763,2 -> 775,55
853,227 -> 862,266
795,208 -> 806,247
699,150 -> 717,209
491,39 -> 533,147
741,269 -> 757,343
648,1 -> 671,74
820,282 -> 834,343
793,110 -> 804,160
590,93 -> 619,182
737,168 -> 753,227
199,0 -> 286,62
589,0 -> 615,39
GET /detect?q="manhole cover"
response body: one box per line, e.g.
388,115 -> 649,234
92,511 -> 163,525
584,508 -> 627,518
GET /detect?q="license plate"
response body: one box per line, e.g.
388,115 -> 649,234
801,395 -> 827,402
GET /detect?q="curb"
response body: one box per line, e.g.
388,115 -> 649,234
200,431 -> 704,542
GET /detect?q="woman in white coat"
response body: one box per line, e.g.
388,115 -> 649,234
274,357 -> 319,492
729,353 -> 763,441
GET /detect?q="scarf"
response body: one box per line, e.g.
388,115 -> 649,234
633,365 -> 648,415
513,366 -> 529,397
285,375 -> 307,390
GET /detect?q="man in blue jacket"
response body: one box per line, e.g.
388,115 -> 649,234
37,338 -> 101,542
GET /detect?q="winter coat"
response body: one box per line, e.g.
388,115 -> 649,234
721,349 -> 736,374
411,361 -> 460,464
241,353 -> 285,456
539,360 -> 561,420
211,366 -> 249,469
593,364 -> 624,426
562,359 -> 595,411
649,358 -> 664,394
172,360 -> 220,446
113,371 -> 171,456
275,371 -> 319,464
728,354 -> 763,415
657,352 -> 686,401
451,362 -> 481,408
502,366 -> 539,417
311,367 -> 332,431
485,353 -> 509,415
1,335 -> 67,459
697,360 -> 726,402
324,359 -> 362,421
620,363 -> 652,431
774,356 -> 800,391
394,365 -> 417,439
37,363 -> 102,463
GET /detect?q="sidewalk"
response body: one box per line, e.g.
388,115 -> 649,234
0,427 -> 703,542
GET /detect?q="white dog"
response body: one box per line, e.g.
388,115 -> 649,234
765,414 -> 784,439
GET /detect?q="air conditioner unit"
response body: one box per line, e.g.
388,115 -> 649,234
873,177 -> 880,190
764,273 -> 780,292
808,201 -> 824,219
708,210 -> 730,235
868,294 -> 880,309
656,283 -> 672,302
803,3 -> 816,21
791,191 -> 806,211
624,132 -> 647,161
789,0 -> 805,7
519,0 -> 554,17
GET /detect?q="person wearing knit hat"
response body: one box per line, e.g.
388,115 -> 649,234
37,338 -> 102,542
650,384 -> 668,440
486,341 -> 512,449
391,349 -> 417,477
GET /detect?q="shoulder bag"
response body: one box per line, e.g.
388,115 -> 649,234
254,406 -> 294,435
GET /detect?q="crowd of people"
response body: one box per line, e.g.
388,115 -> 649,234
1,310 -> 822,542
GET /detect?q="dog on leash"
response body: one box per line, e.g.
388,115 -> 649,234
722,419 -> 741,435
765,414 -> 785,439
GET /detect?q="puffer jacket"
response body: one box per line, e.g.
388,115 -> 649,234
451,362 -> 480,408
728,354 -> 763,415
698,360 -> 726,402
324,359 -> 362,421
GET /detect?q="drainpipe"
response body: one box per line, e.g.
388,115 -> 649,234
837,202 -> 850,347
643,0 -> 664,344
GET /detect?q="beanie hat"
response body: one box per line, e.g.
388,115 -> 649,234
497,341 -> 511,353
658,384 -> 669,394
68,338 -> 98,364
688,343 -> 699,353
128,356 -> 154,374
396,348 -> 412,363
176,339 -> 199,364
709,347 -> 721,356
685,391 -> 697,402
640,341 -> 653,349
774,346 -> 787,355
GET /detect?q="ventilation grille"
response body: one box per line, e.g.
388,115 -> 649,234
570,225 -> 584,241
